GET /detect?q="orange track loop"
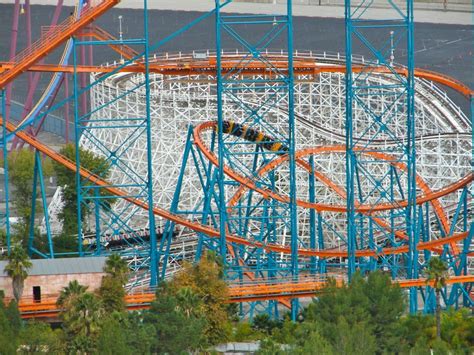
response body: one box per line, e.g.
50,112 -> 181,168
221,133 -> 457,254
14,275 -> 474,319
0,117 -> 469,259
0,1 -> 470,319
194,122 -> 472,216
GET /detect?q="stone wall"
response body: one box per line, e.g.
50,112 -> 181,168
0,272 -> 106,299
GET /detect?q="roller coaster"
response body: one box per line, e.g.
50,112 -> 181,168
0,0 -> 472,319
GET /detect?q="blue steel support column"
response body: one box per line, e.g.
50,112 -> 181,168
28,155 -> 39,256
309,155 -> 317,274
287,0 -> 299,321
211,0 -> 298,317
406,0 -> 418,314
345,0 -> 417,292
36,151 -> 54,257
0,90 -> 10,252
28,153 -> 54,258
143,0 -> 159,287
215,0 -> 227,259
471,95 -> 473,184
344,0 -> 356,279
72,38 -> 83,256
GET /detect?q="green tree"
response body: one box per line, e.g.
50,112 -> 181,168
53,144 -> 111,236
175,286 -> 202,318
395,313 -> 436,351
7,150 -> 52,247
5,300 -> 21,338
98,275 -> 125,313
252,313 -> 282,335
439,308 -> 474,352
364,270 -> 405,351
291,323 -> 335,355
332,317 -> 376,355
169,252 -> 231,346
7,149 -> 36,245
304,271 -> 404,354
123,312 -> 155,354
0,293 -> 18,354
61,292 -> 104,353
103,253 -> 129,285
57,280 -> 88,308
3,246 -> 32,302
145,291 -> 206,354
96,316 -> 132,355
98,254 -> 129,313
425,257 -> 449,340
18,321 -> 64,354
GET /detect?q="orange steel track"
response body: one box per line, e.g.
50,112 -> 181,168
0,60 -> 472,98
13,275 -> 474,319
0,4 -> 471,315
0,117 -> 471,260
0,0 -> 120,88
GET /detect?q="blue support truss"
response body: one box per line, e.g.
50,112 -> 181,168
158,0 -> 300,319
345,0 -> 418,304
0,90 -> 11,252
72,0 -> 158,285
28,150 -> 54,258
213,0 -> 299,319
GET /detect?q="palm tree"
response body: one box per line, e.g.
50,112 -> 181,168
425,257 -> 449,340
63,292 -> 104,338
57,280 -> 88,308
104,253 -> 129,285
176,287 -> 202,318
3,246 -> 32,302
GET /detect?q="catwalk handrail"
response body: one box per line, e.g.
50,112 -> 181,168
10,274 -> 474,319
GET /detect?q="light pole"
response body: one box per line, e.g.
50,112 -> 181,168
118,15 -> 124,64
390,30 -> 394,66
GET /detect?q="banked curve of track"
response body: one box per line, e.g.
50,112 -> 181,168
1,117 -> 471,259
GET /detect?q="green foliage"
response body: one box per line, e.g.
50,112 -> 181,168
0,263 -> 471,354
145,291 -> 206,354
231,322 -> 263,342
122,313 -> 155,354
252,313 -> 283,335
304,271 -> 404,354
18,321 -> 64,354
7,150 -> 36,241
168,252 -> 231,346
96,317 -> 132,355
426,257 -> 449,291
98,254 -> 129,313
61,292 -> 104,353
0,228 -> 7,247
291,324 -> 335,355
397,309 -> 474,353
425,257 -> 449,340
103,253 -> 129,285
3,246 -> 32,302
440,308 -> 474,351
0,295 -> 17,355
51,233 -> 77,255
57,280 -> 88,308
5,300 -> 21,337
396,313 -> 436,350
53,144 -> 111,236
98,275 -> 126,313
7,150 -> 52,247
